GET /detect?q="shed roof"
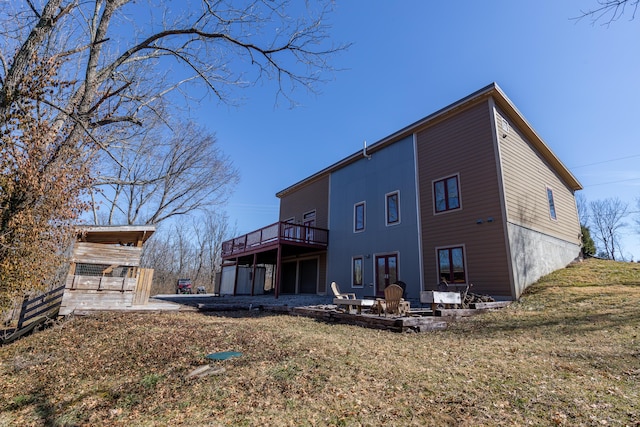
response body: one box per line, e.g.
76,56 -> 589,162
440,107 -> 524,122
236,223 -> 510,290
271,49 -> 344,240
76,225 -> 156,246
276,82 -> 582,198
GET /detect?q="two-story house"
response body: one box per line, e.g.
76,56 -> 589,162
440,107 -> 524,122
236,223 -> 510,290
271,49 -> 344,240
221,83 -> 582,301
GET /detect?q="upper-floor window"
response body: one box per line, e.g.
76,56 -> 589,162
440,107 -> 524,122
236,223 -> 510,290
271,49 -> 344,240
434,174 -> 461,213
283,217 -> 295,239
386,191 -> 400,225
354,202 -> 365,232
303,210 -> 316,227
303,210 -> 316,242
546,187 -> 557,220
437,246 -> 466,284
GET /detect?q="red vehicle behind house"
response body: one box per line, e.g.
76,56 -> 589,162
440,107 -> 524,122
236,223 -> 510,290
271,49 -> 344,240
176,279 -> 192,294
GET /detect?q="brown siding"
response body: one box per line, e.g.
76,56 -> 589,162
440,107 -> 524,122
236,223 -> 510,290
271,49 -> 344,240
279,174 -> 330,228
416,100 -> 512,296
496,108 -> 580,245
278,175 -> 329,295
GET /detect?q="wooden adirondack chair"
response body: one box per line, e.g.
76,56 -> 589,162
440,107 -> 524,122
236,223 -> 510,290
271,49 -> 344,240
381,284 -> 410,316
331,281 -> 356,300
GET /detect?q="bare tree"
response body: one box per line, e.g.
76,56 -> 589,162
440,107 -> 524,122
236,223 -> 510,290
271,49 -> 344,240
575,192 -> 589,225
1,1 -> 344,133
575,0 -> 640,25
140,230 -> 176,294
141,212 -> 233,294
197,211 -> 233,289
91,121 -> 238,225
589,197 -> 628,260
0,0 -> 344,302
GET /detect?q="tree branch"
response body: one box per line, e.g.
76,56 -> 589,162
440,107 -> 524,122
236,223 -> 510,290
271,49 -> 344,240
573,0 -> 640,25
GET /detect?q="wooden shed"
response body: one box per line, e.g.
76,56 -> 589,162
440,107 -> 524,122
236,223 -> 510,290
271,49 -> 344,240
59,225 -> 156,315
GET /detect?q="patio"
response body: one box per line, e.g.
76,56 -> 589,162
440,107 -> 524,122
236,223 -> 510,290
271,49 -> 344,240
153,293 -> 510,333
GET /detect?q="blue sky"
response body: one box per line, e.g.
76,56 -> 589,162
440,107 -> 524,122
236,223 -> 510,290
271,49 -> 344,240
194,1 -> 640,260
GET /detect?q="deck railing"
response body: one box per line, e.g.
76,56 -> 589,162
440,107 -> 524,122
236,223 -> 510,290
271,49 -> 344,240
222,221 -> 328,258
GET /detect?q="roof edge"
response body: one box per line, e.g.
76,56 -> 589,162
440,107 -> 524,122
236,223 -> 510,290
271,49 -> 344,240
277,82 -> 582,197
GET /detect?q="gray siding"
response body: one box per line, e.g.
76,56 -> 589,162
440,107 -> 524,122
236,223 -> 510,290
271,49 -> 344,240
416,100 -> 513,296
327,136 -> 421,299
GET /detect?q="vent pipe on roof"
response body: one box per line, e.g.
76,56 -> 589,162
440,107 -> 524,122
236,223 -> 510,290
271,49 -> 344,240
363,140 -> 372,160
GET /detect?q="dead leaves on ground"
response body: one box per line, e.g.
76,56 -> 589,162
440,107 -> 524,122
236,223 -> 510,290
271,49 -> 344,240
1,260 -> 639,425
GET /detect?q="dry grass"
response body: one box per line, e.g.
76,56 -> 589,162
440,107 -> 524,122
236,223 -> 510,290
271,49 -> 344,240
1,259 -> 639,426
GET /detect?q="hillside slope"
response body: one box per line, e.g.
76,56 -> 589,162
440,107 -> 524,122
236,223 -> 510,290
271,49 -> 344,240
1,259 -> 638,426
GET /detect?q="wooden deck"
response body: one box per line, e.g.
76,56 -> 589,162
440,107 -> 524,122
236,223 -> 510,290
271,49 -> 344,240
221,221 -> 328,259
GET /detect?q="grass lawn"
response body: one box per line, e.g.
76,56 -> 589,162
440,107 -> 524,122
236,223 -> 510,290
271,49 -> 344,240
1,259 -> 639,426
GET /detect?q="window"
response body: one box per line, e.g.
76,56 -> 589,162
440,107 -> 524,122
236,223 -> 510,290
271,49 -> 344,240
434,175 -> 461,213
386,191 -> 400,225
303,210 -> 316,242
75,263 -> 133,278
354,202 -> 365,232
546,187 -> 557,220
303,211 -> 316,227
352,256 -> 364,287
283,217 -> 295,239
437,246 -> 466,284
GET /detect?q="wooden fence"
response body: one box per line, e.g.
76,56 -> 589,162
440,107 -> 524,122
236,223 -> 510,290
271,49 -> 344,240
18,284 -> 66,329
133,268 -> 154,305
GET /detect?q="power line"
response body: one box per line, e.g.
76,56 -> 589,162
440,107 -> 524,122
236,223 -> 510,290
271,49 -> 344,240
571,153 -> 640,169
582,177 -> 640,187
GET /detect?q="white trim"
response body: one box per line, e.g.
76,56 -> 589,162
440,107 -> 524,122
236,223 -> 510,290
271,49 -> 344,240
489,99 -> 516,298
546,185 -> 558,221
303,210 -> 316,222
413,133 -> 425,292
353,201 -> 366,233
385,190 -> 401,226
432,173 -> 462,215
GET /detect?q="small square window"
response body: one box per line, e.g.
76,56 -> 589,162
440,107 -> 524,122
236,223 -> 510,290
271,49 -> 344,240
352,257 -> 364,287
386,191 -> 400,225
434,175 -> 461,213
547,187 -> 557,220
354,202 -> 365,232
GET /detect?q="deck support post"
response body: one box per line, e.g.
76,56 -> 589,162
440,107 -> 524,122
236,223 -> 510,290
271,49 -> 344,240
275,244 -> 282,299
232,261 -> 239,296
250,253 -> 257,296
